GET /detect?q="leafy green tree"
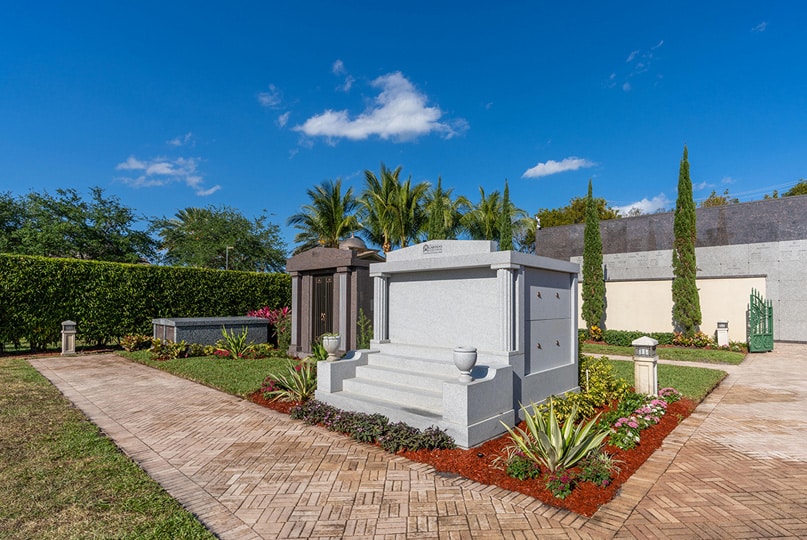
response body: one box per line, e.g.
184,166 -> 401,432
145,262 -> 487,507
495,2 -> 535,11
783,179 -> 807,197
14,187 -> 155,262
152,205 -> 287,271
700,188 -> 738,207
498,180 -> 514,250
581,180 -> 605,331
535,196 -> 619,228
287,179 -> 360,254
0,192 -> 24,254
360,163 -> 428,252
671,146 -> 702,335
424,177 -> 469,240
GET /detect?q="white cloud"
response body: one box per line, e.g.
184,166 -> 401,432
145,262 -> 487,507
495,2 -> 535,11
257,84 -> 282,108
277,111 -> 291,128
167,132 -> 193,147
693,181 -> 710,191
613,193 -> 671,216
339,75 -> 355,92
522,157 -> 595,179
115,155 -> 220,196
609,40 -> 664,91
721,176 -> 736,184
294,71 -> 466,142
752,21 -> 767,33
332,59 -> 346,75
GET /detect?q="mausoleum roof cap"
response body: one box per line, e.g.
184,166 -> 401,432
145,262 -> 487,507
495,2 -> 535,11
340,236 -> 367,251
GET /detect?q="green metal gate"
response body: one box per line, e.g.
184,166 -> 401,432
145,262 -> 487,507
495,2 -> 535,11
748,288 -> 773,353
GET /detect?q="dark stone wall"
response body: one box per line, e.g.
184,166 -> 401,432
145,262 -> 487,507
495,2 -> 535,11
536,195 -> 807,260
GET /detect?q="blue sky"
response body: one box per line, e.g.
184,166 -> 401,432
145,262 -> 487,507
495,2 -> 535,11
1,2 -> 805,251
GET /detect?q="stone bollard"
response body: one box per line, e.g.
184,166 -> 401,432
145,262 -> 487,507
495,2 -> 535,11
716,320 -> 729,347
61,320 -> 77,356
632,336 -> 658,396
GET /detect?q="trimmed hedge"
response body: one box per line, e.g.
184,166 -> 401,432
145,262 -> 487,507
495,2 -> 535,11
579,328 -> 675,347
0,254 -> 291,349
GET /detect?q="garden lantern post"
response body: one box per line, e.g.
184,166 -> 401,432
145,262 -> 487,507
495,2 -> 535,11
61,320 -> 77,356
632,336 -> 658,396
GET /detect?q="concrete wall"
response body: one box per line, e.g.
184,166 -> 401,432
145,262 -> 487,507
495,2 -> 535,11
538,195 -> 807,342
572,276 -> 766,342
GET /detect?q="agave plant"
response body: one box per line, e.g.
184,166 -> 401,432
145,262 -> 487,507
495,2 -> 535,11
502,401 -> 610,473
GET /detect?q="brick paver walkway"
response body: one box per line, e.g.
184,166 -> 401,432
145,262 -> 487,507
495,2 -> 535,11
30,344 -> 807,539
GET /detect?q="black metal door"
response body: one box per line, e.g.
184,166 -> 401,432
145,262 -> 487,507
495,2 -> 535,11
313,275 -> 333,339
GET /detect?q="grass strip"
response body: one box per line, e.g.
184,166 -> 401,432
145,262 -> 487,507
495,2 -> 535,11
0,358 -> 215,540
582,343 -> 745,365
120,350 -> 292,397
607,359 -> 727,401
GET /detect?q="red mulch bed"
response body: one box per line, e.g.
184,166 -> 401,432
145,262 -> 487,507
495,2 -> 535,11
247,390 -> 695,517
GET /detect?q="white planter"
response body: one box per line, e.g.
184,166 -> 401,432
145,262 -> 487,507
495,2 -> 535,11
322,335 -> 341,361
453,346 -> 477,382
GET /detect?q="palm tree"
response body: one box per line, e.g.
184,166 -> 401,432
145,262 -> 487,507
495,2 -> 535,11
390,176 -> 429,249
360,164 -> 428,252
462,184 -> 526,245
424,177 -> 470,240
462,187 -> 502,240
287,179 -> 360,254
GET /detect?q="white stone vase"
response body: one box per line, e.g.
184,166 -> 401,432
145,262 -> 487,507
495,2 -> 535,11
322,335 -> 341,361
453,346 -> 477,382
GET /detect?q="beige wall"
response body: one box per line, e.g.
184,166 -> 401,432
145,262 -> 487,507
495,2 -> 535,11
577,276 -> 765,342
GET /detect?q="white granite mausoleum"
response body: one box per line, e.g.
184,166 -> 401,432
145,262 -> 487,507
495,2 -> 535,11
316,240 -> 580,448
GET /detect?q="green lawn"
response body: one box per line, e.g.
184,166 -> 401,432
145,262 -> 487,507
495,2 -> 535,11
582,342 -> 746,365
0,358 -> 215,540
119,350 -> 293,397
607,359 -> 727,401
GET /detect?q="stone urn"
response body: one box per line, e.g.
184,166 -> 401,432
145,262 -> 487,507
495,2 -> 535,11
453,346 -> 477,382
322,334 -> 341,361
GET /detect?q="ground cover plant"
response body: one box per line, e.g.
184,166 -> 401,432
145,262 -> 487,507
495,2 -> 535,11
0,358 -> 214,540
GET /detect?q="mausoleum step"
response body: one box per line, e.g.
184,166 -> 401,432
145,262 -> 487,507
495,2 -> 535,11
354,364 -> 455,393
341,377 -> 443,413
367,353 -> 459,379
314,390 -> 444,432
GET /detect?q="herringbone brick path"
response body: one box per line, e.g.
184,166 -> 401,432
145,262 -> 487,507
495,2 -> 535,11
30,344 -> 807,539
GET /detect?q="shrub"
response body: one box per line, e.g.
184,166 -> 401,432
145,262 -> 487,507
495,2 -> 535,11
149,338 -> 188,361
577,452 -> 620,488
672,331 -> 715,348
601,329 -> 675,346
535,355 -> 630,424
120,334 -> 152,352
0,254 -> 290,349
310,340 -> 328,361
288,400 -> 456,453
357,307 -> 373,349
605,393 -> 670,450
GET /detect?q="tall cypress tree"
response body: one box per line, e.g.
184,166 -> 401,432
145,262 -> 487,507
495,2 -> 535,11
581,179 -> 604,332
498,180 -> 514,250
672,146 -> 702,335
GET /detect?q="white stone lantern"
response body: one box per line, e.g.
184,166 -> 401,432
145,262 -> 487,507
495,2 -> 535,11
61,320 -> 77,356
632,336 -> 658,396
